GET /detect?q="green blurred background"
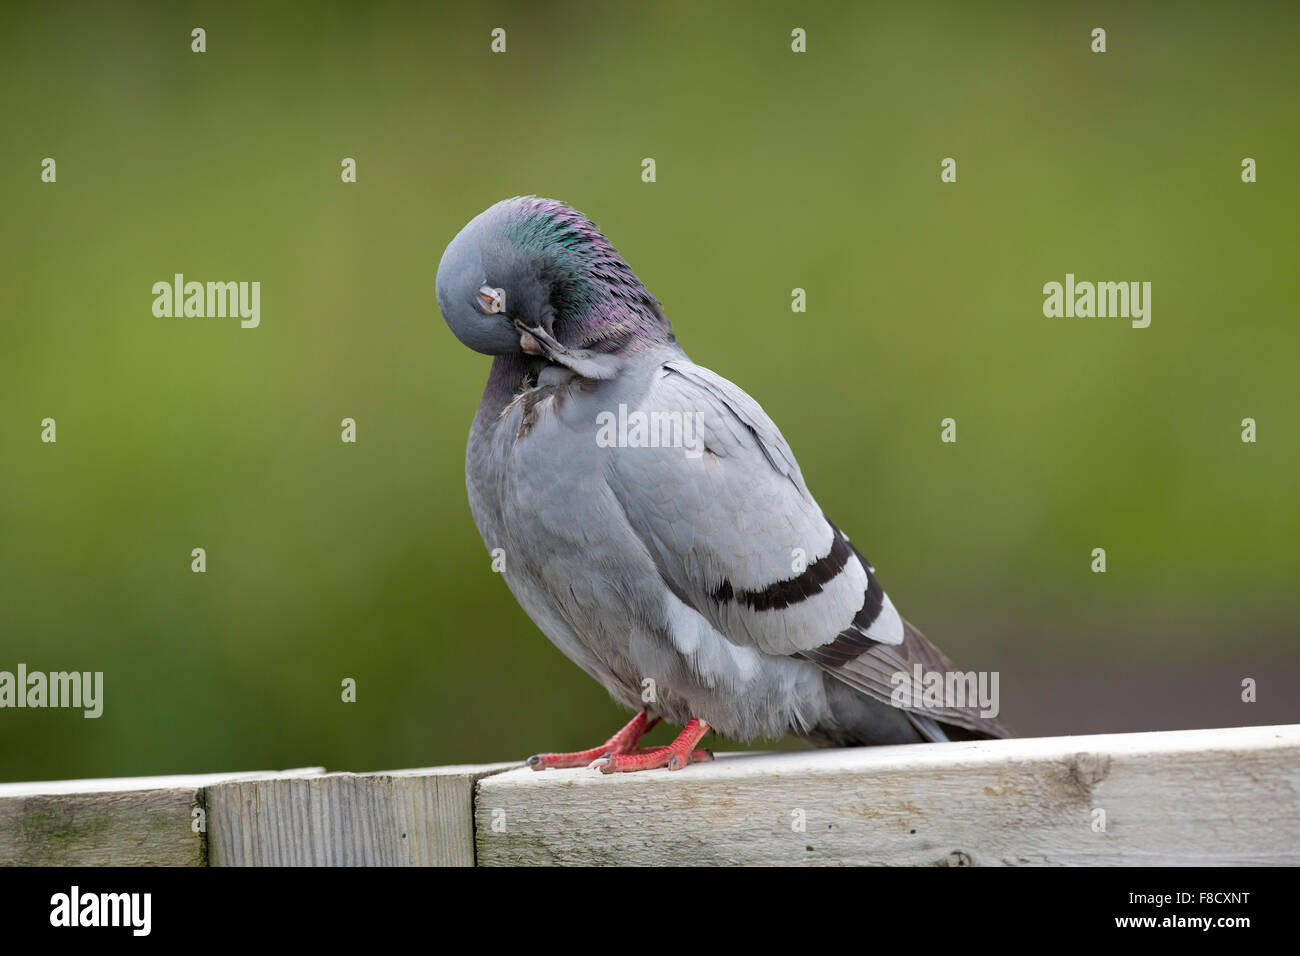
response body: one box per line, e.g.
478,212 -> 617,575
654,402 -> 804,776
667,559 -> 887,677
2,1 -> 1297,783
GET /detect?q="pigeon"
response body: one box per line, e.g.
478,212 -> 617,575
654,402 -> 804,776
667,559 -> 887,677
436,196 -> 1011,772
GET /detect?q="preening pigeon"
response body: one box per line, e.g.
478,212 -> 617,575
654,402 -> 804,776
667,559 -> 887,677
436,197 -> 1010,772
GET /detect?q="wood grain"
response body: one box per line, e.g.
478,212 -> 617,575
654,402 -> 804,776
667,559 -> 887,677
475,724 -> 1300,866
9,726 -> 1297,866
205,764 -> 516,866
0,769 -> 322,866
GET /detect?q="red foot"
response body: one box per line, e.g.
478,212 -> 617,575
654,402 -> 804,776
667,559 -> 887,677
589,718 -> 713,774
526,710 -> 660,770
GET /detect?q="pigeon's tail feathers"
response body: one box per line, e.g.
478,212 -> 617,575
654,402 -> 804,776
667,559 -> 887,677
906,712 -> 951,743
813,617 -> 1014,742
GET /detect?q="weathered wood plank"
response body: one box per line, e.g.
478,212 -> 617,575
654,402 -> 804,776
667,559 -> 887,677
0,769 -> 323,866
475,724 -> 1300,866
206,763 -> 516,866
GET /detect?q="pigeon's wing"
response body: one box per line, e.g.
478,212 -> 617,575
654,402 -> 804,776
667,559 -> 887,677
608,359 -> 898,658
608,359 -> 1009,738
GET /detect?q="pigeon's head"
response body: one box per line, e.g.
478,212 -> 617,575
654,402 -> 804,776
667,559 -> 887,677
436,197 -> 673,377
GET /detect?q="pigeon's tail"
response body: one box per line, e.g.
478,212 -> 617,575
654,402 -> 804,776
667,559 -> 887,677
801,619 -> 1013,747
906,712 -> 953,743
905,710 -> 1009,743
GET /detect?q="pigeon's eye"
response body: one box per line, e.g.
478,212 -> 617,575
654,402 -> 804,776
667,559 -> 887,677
478,285 -> 506,314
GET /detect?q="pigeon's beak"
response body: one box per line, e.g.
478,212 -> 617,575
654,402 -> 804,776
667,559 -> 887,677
511,317 -> 622,381
518,329 -> 544,355
513,318 -> 566,359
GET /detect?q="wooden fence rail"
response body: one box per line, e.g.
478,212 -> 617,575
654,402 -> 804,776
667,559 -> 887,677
2,725 -> 1297,866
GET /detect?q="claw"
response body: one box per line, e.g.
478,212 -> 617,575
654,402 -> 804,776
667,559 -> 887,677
592,719 -> 712,773
526,711 -> 656,771
529,714 -> 712,774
